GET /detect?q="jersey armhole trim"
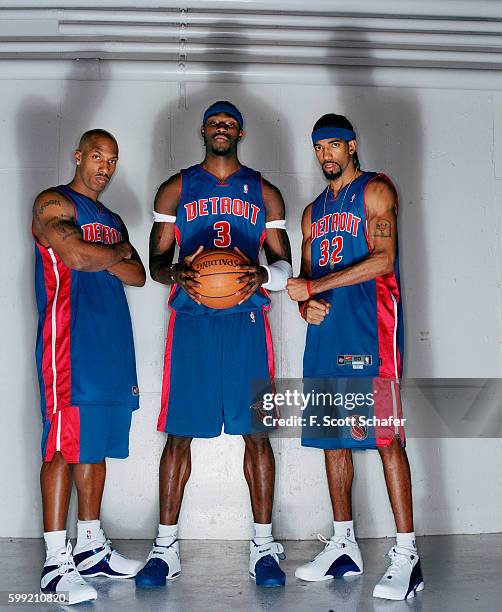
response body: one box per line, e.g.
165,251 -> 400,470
376,172 -> 399,214
363,179 -> 373,253
55,185 -> 78,225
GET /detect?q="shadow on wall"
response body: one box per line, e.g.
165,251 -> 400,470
13,16 -> 445,541
143,21 -> 296,535
143,19 -> 444,541
327,29 -> 449,536
16,60 -> 143,537
57,66 -> 142,225
16,83 -> 77,537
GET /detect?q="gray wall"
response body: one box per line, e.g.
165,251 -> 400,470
1,77 -> 501,539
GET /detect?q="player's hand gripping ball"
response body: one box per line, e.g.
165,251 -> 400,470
191,248 -> 248,309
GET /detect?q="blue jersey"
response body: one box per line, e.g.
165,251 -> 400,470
169,164 -> 270,315
34,185 -> 139,421
304,171 -> 403,379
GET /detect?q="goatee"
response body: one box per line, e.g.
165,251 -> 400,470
323,169 -> 342,180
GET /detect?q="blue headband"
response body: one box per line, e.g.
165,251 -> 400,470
203,101 -> 244,129
311,127 -> 356,144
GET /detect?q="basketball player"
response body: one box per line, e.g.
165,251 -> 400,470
287,114 -> 424,600
32,130 -> 145,604
136,101 -> 292,588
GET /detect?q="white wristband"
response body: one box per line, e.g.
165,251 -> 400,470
261,260 -> 293,291
153,211 -> 176,223
265,219 -> 286,229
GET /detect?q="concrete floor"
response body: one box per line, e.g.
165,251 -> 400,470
0,534 -> 501,612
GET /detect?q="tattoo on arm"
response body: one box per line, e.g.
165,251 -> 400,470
46,215 -> 82,241
373,219 -> 392,238
38,199 -> 63,215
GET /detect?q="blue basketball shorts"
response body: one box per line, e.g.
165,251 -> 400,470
157,308 -> 275,437
301,376 -> 405,450
41,404 -> 134,464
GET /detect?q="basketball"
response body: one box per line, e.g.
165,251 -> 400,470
192,248 -> 247,309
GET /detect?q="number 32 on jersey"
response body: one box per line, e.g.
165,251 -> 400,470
319,236 -> 343,267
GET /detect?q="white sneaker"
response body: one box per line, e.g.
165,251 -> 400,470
73,528 -> 142,578
249,540 -> 286,587
41,542 -> 97,605
373,545 -> 424,600
135,539 -> 181,588
295,534 -> 363,581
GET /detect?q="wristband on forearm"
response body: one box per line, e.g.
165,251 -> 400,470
306,279 -> 314,298
261,260 -> 293,291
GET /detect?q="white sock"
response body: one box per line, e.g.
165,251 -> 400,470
156,523 -> 178,546
76,519 -> 101,548
44,530 -> 66,558
396,531 -> 417,550
253,522 -> 273,545
333,520 -> 355,542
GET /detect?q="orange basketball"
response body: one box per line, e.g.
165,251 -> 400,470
192,248 -> 247,309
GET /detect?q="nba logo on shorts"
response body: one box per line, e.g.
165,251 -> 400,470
244,184 -> 249,194
250,312 -> 256,323
350,415 -> 368,441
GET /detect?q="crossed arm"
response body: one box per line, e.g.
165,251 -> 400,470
32,189 -> 145,286
106,215 -> 146,286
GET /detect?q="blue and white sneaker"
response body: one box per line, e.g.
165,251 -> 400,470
41,542 -> 97,605
135,539 -> 181,588
73,529 -> 142,579
373,546 -> 424,600
295,534 -> 363,581
249,540 -> 286,587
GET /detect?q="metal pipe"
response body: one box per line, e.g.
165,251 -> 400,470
1,1 -> 502,20
0,58 -> 501,91
56,24 -> 502,50
1,41 -> 501,66
0,10 -> 495,34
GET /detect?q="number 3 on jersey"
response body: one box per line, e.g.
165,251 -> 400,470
319,236 -> 343,267
214,221 -> 231,247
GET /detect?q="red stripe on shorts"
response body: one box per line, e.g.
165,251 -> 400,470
158,311 -> 177,432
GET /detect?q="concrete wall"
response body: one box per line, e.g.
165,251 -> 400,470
1,75 -> 501,539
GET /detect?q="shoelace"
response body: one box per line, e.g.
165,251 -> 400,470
385,548 -> 413,577
315,534 -> 348,558
103,538 -> 114,553
55,544 -> 83,583
81,534 -> 115,559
